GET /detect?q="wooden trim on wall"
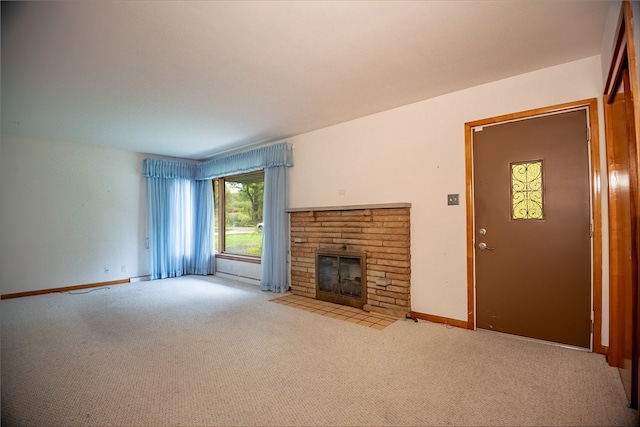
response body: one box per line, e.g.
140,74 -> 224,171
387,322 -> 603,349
465,124 -> 476,330
410,311 -> 469,329
605,2 -> 640,110
215,253 -> 262,264
603,0 -> 640,408
465,98 -> 604,353
1,278 -> 130,299
604,90 -> 626,367
588,99 -> 605,356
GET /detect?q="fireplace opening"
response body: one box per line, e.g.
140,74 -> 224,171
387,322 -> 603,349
316,249 -> 367,309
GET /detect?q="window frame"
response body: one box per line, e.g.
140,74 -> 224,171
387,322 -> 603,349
213,170 -> 264,264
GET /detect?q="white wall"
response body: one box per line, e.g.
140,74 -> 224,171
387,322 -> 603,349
215,258 -> 261,285
288,55 -> 608,344
0,134 -> 148,294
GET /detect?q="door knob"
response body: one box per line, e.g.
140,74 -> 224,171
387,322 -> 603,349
478,242 -> 495,251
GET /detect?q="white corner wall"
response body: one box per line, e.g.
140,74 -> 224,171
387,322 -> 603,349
288,55 -> 608,344
0,134 -> 148,294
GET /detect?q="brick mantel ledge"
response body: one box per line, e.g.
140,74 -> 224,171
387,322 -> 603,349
287,203 -> 411,213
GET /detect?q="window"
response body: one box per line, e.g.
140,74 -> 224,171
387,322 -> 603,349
511,160 -> 544,220
213,170 -> 264,259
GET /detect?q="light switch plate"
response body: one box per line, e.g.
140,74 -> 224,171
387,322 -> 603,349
447,194 -> 459,205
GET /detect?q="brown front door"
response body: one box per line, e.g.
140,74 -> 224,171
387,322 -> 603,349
473,110 -> 592,348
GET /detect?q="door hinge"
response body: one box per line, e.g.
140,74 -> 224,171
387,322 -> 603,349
590,320 -> 594,333
586,127 -> 591,142
590,222 -> 594,238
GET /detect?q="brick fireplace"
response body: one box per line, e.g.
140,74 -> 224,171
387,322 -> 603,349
288,204 -> 411,318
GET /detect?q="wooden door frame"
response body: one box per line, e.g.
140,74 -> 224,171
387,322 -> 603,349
464,98 -> 604,354
603,0 -> 640,409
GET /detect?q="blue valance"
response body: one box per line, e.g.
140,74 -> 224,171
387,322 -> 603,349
196,142 -> 293,179
143,158 -> 197,179
143,142 -> 293,180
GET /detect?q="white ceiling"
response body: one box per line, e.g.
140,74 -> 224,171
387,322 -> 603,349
2,1 -> 610,160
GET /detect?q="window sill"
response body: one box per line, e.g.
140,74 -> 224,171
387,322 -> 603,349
215,253 -> 262,264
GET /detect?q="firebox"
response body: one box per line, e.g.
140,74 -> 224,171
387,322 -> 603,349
315,249 -> 367,309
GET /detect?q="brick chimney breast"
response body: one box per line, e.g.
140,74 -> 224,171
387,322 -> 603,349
288,203 -> 411,318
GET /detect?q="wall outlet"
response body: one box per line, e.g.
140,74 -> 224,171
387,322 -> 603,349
447,194 -> 460,205
104,266 -> 109,274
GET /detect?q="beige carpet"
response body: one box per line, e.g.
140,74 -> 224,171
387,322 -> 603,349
1,275 -> 637,426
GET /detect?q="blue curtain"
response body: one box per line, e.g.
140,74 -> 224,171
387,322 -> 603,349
260,166 -> 289,293
143,142 -> 292,289
146,174 -> 214,280
191,179 -> 215,275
